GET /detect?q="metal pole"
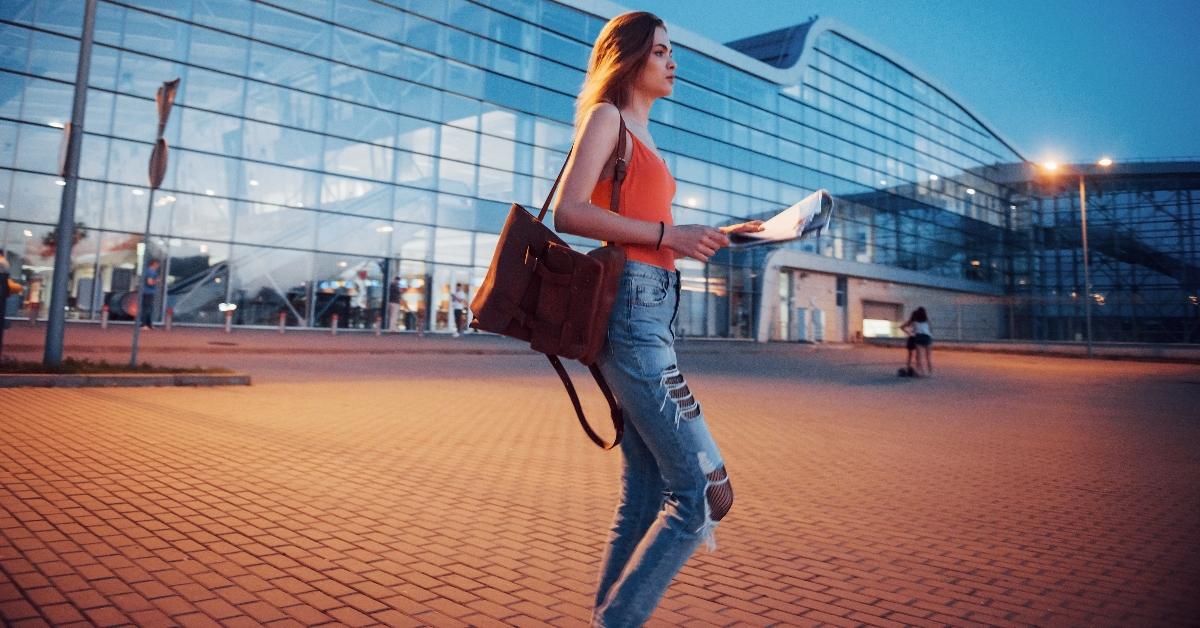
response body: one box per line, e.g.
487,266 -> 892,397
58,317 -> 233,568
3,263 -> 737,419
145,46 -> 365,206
44,0 -> 97,366
1,272 -> 9,362
129,189 -> 155,366
1079,175 -> 1093,358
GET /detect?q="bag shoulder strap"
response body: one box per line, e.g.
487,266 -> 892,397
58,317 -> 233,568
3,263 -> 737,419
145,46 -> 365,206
537,112 -> 628,222
546,354 -> 623,450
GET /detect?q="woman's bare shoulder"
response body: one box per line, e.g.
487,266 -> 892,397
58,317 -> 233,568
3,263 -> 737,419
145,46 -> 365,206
581,102 -> 621,129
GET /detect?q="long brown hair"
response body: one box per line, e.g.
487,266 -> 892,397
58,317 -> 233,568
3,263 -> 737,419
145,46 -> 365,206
574,11 -> 665,129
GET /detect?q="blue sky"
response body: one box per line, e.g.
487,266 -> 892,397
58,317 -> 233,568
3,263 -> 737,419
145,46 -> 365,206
631,0 -> 1200,164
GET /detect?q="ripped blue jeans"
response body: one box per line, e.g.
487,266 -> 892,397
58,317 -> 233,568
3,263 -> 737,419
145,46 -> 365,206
592,261 -> 733,627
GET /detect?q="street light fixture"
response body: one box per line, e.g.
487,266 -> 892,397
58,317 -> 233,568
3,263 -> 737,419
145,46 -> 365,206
1037,157 -> 1114,357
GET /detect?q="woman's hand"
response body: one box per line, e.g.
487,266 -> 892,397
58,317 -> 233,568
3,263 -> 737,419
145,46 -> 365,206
719,220 -> 765,235
664,225 -> 730,262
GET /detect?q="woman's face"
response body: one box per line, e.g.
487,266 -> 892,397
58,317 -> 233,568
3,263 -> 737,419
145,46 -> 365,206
634,26 -> 676,99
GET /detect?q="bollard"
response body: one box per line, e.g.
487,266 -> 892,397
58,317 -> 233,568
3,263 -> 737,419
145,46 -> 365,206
278,310 -> 286,333
100,303 -> 109,329
164,307 -> 173,332
224,309 -> 233,333
374,314 -> 382,336
417,311 -> 425,337
330,313 -> 339,335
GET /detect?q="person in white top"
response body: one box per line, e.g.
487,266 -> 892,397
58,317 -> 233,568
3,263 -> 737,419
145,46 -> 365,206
900,307 -> 933,376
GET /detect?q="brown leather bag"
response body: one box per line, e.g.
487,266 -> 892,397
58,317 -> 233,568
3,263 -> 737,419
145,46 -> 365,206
470,117 -> 629,449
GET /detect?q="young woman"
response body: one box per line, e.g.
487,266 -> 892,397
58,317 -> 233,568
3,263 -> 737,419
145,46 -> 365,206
553,11 -> 762,625
900,306 -> 933,376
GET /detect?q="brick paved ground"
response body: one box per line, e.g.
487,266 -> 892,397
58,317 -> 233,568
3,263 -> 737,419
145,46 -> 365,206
2,328 -> 1199,626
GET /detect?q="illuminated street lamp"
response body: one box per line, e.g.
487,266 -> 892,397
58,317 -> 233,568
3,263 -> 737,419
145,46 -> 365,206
1037,157 -> 1114,357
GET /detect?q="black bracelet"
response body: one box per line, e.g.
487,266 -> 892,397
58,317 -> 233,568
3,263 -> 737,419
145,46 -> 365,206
655,221 -> 665,250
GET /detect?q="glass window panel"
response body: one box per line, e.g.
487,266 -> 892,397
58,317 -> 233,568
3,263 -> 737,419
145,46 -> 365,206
0,121 -> 17,170
433,226 -> 473,265
115,50 -> 183,99
393,46 -> 442,87
332,27 -> 389,72
169,191 -> 232,241
192,0 -> 251,35
444,60 -> 485,99
442,92 -> 480,130
12,122 -> 59,175
244,80 -> 324,132
536,87 -> 574,124
178,107 -> 242,155
175,150 -> 240,200
397,81 -> 440,119
252,3 -> 330,57
121,6 -> 188,61
328,63 -> 380,108
311,252 -> 381,327
320,173 -> 392,217
82,88 -> 114,138
439,126 -> 477,163
240,161 -> 318,208
393,187 -> 433,224
25,30 -> 76,81
335,0 -> 403,42
187,25 -> 248,75
396,114 -> 437,153
403,13 -> 442,55
249,42 -> 329,93
79,136 -> 110,185
477,165 -> 512,203
12,76 -> 71,125
478,135 -> 514,171
316,211 -> 390,255
234,201 -> 315,247
100,182 -> 169,233
230,244 -> 311,325
438,160 -> 476,197
158,238 -> 229,325
242,120 -> 323,170
395,151 -> 435,188
7,171 -> 62,225
324,137 -> 393,181
104,137 -> 154,187
391,221 -> 430,260
30,0 -> 83,37
85,43 -> 118,92
182,67 -> 245,114
534,118 -> 572,151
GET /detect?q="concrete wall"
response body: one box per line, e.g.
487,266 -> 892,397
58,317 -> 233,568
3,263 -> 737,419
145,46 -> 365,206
846,277 -> 1008,341
773,270 -> 1009,343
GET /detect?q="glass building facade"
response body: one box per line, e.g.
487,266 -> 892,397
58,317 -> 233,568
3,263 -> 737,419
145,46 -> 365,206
2,0 -> 1196,342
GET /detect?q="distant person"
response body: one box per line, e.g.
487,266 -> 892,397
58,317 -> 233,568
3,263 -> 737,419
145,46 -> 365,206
451,283 -> 467,337
350,269 -> 369,328
388,276 -> 405,331
1,253 -> 22,328
900,307 -> 933,376
140,259 -> 160,329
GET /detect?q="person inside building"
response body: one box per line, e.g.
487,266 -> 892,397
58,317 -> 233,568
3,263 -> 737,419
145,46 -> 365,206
140,258 -> 160,330
552,11 -> 762,625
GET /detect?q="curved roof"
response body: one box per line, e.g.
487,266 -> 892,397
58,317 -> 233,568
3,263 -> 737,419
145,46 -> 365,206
569,1 -> 1026,161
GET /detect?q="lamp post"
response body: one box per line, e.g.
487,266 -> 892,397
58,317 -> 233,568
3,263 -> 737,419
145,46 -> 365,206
1039,158 -> 1113,358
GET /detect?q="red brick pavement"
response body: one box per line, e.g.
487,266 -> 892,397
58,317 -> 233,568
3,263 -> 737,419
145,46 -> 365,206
2,341 -> 1199,626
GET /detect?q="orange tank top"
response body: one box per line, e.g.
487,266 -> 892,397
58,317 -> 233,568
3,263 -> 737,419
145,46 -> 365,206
591,131 -> 676,271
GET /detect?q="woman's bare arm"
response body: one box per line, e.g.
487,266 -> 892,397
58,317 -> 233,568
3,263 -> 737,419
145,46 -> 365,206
554,103 -> 731,262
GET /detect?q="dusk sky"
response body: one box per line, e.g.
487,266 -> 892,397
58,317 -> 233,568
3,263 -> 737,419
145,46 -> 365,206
632,0 -> 1200,165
